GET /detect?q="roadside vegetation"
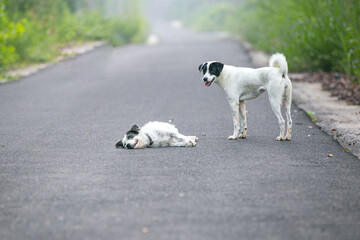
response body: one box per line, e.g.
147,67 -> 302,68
171,0 -> 360,85
0,0 -> 147,78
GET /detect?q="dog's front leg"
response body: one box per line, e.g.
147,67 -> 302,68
171,133 -> 198,147
228,100 -> 240,140
239,100 -> 247,139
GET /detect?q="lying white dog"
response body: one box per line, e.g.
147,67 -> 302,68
115,121 -> 198,149
198,53 -> 292,141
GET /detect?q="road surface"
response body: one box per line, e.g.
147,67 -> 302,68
1,2 -> 360,240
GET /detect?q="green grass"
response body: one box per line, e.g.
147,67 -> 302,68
185,3 -> 236,32
236,0 -> 360,82
306,111 -> 318,123
172,0 -> 360,84
0,0 -> 147,78
108,15 -> 148,47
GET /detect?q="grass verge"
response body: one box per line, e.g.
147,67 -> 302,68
0,0 -> 147,79
171,0 -> 360,85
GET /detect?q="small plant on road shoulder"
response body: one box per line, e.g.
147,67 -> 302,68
306,111 -> 318,123
306,111 -> 315,118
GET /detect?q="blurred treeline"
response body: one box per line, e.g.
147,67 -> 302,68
0,0 -> 147,75
172,0 -> 360,83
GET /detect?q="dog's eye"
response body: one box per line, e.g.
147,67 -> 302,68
128,135 -> 133,139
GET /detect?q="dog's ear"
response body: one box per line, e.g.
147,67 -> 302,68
198,62 -> 207,72
130,124 -> 140,133
210,62 -> 224,77
198,63 -> 204,72
115,140 -> 124,148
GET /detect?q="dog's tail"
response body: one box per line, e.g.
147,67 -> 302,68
269,53 -> 288,78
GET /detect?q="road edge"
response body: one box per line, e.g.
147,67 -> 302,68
241,40 -> 360,159
0,41 -> 105,84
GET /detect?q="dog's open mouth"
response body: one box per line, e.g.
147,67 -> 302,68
132,139 -> 139,149
125,139 -> 139,149
205,78 -> 215,87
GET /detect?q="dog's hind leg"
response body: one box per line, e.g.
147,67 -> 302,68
268,80 -> 288,141
268,95 -> 286,141
228,100 -> 241,140
284,82 -> 292,140
284,103 -> 292,140
239,100 -> 247,139
273,105 -> 286,141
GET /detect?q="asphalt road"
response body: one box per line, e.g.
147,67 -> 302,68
1,4 -> 360,240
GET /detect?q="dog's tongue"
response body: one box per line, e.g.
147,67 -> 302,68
205,82 -> 211,87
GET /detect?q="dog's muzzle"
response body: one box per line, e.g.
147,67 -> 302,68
203,77 -> 215,87
124,139 -> 138,149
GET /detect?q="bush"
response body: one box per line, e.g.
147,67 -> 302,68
12,18 -> 58,62
0,4 -> 23,71
171,0 -> 360,83
237,0 -> 360,81
0,0 -> 147,76
189,3 -> 235,32
77,10 -> 110,41
108,15 -> 147,46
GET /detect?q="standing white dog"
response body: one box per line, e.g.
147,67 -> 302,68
198,53 -> 292,141
115,121 -> 198,149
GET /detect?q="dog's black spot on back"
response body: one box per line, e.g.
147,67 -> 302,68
209,62 -> 224,77
156,130 -> 166,137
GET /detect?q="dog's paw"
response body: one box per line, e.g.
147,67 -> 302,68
190,136 -> 199,142
239,134 -> 246,139
276,136 -> 285,141
228,135 -> 238,140
184,137 -> 197,147
189,140 -> 197,147
285,136 -> 291,141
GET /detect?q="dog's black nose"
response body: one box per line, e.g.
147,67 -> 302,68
126,143 -> 133,149
203,77 -> 208,82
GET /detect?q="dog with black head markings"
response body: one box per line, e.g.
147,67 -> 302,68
198,53 -> 292,141
115,121 -> 198,149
